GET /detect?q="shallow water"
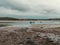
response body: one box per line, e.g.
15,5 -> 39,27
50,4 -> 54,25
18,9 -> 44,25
0,21 -> 60,27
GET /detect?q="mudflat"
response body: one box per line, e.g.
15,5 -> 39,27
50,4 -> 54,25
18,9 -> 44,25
0,24 -> 60,45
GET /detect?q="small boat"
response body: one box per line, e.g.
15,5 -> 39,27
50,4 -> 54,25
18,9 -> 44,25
29,21 -> 35,24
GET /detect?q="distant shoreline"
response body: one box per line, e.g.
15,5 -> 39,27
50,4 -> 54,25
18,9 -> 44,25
0,17 -> 60,21
0,20 -> 60,23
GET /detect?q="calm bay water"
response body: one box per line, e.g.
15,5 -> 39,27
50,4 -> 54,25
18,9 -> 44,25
0,21 -> 60,27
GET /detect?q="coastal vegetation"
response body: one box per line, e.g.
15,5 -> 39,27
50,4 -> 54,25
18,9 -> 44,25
0,17 -> 19,20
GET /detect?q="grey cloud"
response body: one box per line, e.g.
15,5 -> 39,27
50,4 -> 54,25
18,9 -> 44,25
0,0 -> 60,18
0,0 -> 30,12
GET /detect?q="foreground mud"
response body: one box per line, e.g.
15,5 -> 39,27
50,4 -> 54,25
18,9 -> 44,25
0,27 -> 60,45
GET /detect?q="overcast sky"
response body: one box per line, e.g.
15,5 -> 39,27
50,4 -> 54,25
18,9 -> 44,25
0,0 -> 60,18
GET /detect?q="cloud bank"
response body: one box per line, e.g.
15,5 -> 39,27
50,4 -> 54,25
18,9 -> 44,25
0,0 -> 60,18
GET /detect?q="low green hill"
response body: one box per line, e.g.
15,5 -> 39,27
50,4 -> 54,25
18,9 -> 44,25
0,17 -> 19,20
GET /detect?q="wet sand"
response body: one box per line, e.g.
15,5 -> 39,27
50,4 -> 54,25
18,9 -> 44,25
0,24 -> 60,34
30,24 -> 60,28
